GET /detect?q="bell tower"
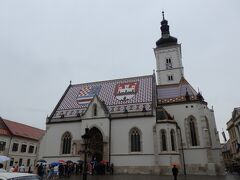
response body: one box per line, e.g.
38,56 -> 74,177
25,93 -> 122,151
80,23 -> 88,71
154,12 -> 184,85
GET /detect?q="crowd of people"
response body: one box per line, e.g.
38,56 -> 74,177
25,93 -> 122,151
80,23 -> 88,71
35,160 -> 114,179
0,159 -> 114,179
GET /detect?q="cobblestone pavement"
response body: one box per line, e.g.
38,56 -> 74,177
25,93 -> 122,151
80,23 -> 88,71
60,174 -> 239,180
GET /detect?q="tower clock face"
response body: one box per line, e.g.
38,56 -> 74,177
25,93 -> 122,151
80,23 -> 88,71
166,63 -> 173,69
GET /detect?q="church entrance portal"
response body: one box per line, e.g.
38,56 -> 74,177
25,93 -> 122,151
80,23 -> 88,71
89,127 -> 103,162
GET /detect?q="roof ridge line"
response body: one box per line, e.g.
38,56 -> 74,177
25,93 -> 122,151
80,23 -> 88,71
71,74 -> 153,86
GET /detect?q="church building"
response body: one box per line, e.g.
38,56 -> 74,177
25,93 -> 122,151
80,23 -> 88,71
39,13 -> 223,175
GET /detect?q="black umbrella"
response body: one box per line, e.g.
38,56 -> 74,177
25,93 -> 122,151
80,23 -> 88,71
37,159 -> 47,163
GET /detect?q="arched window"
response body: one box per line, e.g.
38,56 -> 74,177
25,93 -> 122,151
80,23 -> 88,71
170,129 -> 176,151
189,118 -> 198,146
61,132 -> 72,154
130,128 -> 141,152
161,129 -> 167,151
93,103 -> 97,116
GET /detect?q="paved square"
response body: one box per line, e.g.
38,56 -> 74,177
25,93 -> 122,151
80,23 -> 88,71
61,174 -> 239,180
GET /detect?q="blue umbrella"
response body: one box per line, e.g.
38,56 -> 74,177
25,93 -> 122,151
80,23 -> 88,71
50,162 -> 60,167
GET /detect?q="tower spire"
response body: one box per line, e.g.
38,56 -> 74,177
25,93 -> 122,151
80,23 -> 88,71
162,11 -> 165,20
156,12 -> 178,47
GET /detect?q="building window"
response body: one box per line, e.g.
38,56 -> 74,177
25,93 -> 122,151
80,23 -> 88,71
28,145 -> 34,154
168,75 -> 173,81
170,130 -> 176,151
21,144 -> 27,153
93,103 -> 97,116
61,132 -> 72,154
161,129 -> 167,151
12,143 -> 19,152
0,141 -> 6,151
130,128 -> 141,152
166,58 -> 173,69
10,158 -> 14,166
27,159 -> 31,167
189,118 -> 198,146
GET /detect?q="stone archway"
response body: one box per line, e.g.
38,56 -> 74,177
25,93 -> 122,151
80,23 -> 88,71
89,127 -> 103,162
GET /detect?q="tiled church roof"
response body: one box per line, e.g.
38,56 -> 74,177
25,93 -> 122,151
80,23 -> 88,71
157,77 -> 198,104
1,118 -> 45,141
51,75 -> 154,119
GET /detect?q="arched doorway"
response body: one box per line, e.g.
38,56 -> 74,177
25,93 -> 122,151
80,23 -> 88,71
89,127 -> 103,162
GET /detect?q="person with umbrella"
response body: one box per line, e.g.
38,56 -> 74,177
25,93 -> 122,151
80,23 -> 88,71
172,164 -> 179,180
0,155 -> 10,172
0,155 -> 10,162
0,163 -> 6,172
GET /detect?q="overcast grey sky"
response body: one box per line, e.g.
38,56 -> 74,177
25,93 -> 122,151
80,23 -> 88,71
0,0 -> 239,142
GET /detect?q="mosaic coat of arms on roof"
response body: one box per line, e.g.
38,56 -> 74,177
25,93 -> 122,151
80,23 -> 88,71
50,75 -> 154,119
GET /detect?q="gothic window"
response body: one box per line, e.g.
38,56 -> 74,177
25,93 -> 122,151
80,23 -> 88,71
189,118 -> 198,146
93,103 -> 97,116
130,128 -> 141,152
161,129 -> 167,151
170,129 -> 176,151
61,132 -> 72,154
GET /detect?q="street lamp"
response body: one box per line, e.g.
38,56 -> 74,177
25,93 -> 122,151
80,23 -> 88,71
82,128 -> 91,180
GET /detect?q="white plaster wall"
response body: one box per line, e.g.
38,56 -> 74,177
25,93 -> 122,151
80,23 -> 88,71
38,132 -> 46,160
154,45 -> 183,85
184,149 -> 208,164
82,97 -> 108,120
163,103 -> 215,165
155,123 -> 179,153
157,154 -> 180,166
9,137 -> 38,157
164,103 -> 205,147
111,116 -> 156,166
211,149 -> 222,164
203,107 -> 221,149
0,136 -> 11,155
111,155 -> 155,166
41,122 -> 82,157
6,137 -> 39,170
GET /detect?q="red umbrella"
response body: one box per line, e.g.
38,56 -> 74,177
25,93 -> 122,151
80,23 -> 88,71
100,160 -> 108,165
58,160 -> 65,163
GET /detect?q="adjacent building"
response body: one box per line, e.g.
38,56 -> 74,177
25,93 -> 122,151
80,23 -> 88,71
226,107 -> 240,159
0,117 -> 45,170
39,13 -> 224,175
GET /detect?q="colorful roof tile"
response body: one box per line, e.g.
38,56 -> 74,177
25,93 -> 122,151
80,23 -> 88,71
157,77 -> 198,104
51,75 -> 154,119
